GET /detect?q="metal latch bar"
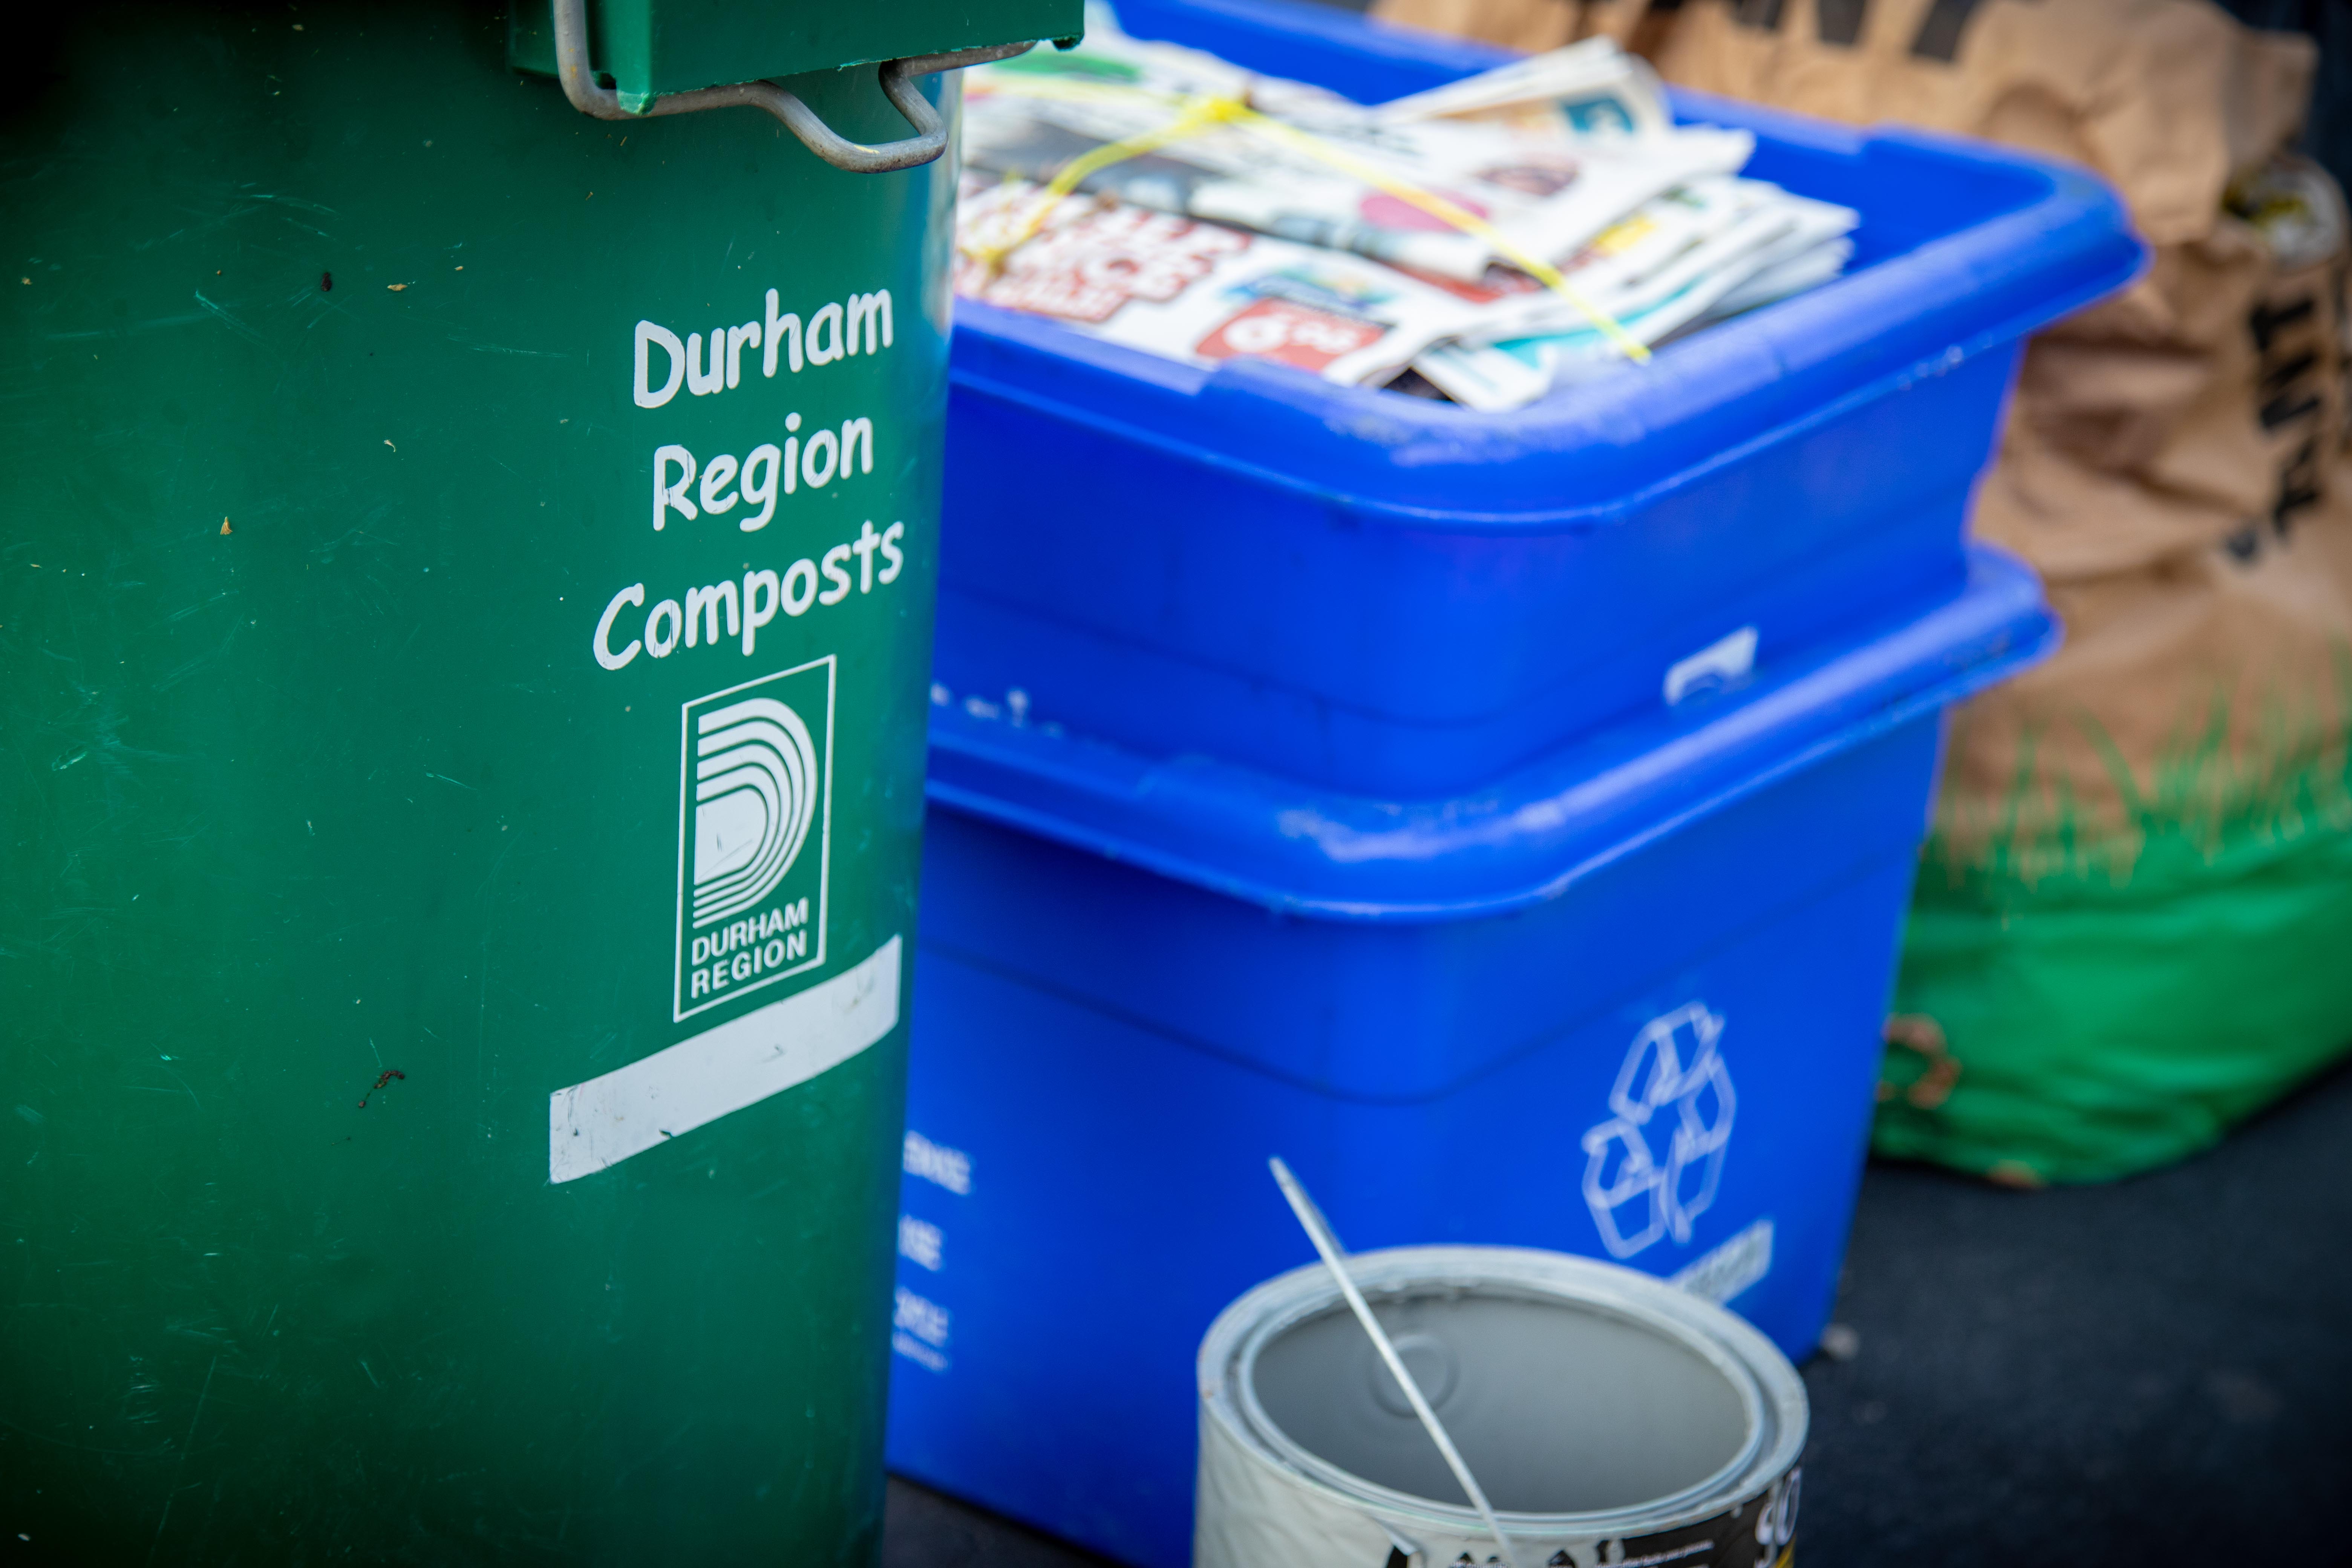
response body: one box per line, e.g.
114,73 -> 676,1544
551,0 -> 1034,173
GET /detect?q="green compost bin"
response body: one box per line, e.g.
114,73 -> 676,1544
0,0 -> 1072,1559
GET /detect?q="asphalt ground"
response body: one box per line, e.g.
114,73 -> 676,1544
882,1050 -> 2352,1566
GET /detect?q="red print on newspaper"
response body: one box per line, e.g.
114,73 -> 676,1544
958,202 -> 1253,324
1194,297 -> 1386,371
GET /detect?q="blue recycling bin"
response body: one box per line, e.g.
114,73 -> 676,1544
890,550 -> 2055,1568
934,0 -> 2138,795
891,2 -> 2140,1559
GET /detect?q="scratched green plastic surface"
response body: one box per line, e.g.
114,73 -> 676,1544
0,3 -> 953,1560
506,0 -> 1083,101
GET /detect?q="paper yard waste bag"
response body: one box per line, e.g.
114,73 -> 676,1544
1888,161 -> 2352,1184
1373,0 -> 2352,1182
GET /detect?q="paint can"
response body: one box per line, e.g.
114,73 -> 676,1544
1196,1247 -> 1805,1568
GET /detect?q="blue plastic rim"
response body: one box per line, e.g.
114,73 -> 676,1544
890,550 -> 2056,1568
936,0 -> 2140,795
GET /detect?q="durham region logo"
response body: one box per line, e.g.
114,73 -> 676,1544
673,658 -> 835,1020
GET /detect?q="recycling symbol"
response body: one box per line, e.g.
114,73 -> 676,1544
1580,1003 -> 1736,1259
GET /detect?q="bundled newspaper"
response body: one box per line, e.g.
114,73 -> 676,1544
953,6 -> 1857,410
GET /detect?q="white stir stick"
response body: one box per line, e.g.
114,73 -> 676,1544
1268,1157 -> 1525,1568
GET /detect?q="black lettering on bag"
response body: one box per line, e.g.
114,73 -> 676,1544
1909,0 -> 1993,61
2249,296 -> 2315,354
1737,0 -> 2030,61
2276,484 -> 2324,531
2260,390 -> 2323,430
1816,0 -> 1868,44
2261,349 -> 2319,397
2275,436 -> 2323,536
2234,289 -> 2333,564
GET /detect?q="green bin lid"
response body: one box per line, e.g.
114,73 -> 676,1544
510,0 -> 1081,108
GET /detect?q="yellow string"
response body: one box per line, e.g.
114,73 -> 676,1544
962,95 -> 1249,273
965,79 -> 1649,363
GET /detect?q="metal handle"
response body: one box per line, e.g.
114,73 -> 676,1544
551,0 -> 1035,173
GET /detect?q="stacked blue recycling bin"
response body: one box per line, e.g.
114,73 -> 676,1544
888,3 -> 2143,1564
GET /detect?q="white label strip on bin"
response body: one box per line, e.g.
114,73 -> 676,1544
547,935 -> 900,1184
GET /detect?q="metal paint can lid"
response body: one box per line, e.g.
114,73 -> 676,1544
1196,1246 -> 1807,1568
